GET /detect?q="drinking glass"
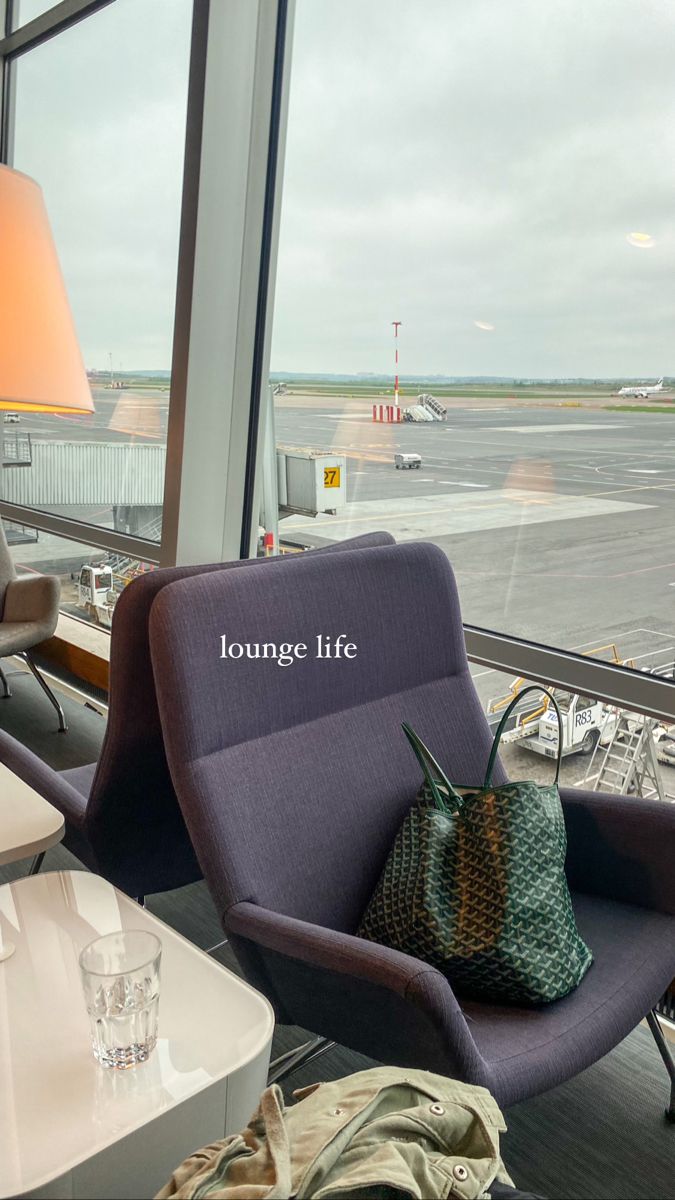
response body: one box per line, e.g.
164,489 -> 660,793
79,930 -> 161,1069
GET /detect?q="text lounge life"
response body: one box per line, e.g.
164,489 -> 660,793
219,634 -> 357,667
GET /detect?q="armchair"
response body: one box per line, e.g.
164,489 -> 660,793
0,520 -> 65,731
0,532 -> 393,895
149,540 -> 675,1115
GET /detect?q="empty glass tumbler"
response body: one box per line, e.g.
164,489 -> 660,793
79,930 -> 162,1069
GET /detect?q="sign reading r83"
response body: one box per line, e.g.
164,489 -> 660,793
324,467 -> 341,488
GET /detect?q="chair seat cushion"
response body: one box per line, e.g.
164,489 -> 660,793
462,892 -> 675,1107
0,621 -> 52,656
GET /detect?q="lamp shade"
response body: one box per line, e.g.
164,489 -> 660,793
0,164 -> 93,414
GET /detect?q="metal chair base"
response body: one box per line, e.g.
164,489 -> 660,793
21,652 -> 67,732
267,1036 -> 334,1086
646,1009 -> 675,1122
0,664 -> 11,698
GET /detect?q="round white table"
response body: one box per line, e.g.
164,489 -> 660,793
0,760 -> 64,959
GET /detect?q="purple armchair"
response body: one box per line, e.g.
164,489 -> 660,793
149,540 -> 675,1112
0,532 -> 393,896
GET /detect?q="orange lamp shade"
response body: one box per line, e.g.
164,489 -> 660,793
0,164 -> 93,414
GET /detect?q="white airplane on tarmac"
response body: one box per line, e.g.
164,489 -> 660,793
617,377 -> 665,397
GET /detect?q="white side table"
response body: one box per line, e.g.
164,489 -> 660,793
0,760 -> 64,867
0,762 -> 65,961
0,871 -> 274,1200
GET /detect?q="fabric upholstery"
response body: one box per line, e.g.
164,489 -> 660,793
150,542 -> 502,927
0,526 -> 60,650
465,892 -> 675,1106
82,531 -> 394,894
150,539 -> 675,1108
559,785 -> 675,915
0,532 -> 393,896
0,519 -> 16,606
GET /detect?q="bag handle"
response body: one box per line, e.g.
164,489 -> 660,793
484,684 -> 563,788
401,722 -> 465,814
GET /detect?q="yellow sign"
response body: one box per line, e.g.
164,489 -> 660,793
324,467 -> 341,489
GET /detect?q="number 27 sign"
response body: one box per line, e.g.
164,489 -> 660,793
324,467 -> 341,488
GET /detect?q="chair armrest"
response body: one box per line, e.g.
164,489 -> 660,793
226,901 -> 488,1085
559,785 -> 675,915
0,727 -> 89,825
3,574 -> 60,630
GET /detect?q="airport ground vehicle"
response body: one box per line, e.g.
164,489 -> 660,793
77,558 -> 154,626
3,412 -> 19,423
395,453 -> 422,469
487,643 -> 675,766
77,565 -> 116,627
496,689 -> 619,758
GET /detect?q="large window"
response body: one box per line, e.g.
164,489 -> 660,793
4,0 -> 192,544
266,0 -> 675,686
6,519 -> 155,629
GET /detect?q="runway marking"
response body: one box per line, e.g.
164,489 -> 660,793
433,480 -> 489,488
628,469 -> 661,474
486,423 -> 625,434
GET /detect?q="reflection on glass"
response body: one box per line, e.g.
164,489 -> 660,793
266,0 -> 675,684
9,0 -> 192,542
11,0 -> 56,29
10,530 -> 155,628
478,664 -> 675,802
626,231 -> 655,249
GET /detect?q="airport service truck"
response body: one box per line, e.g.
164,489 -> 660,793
77,564 -> 116,627
496,690 -> 619,759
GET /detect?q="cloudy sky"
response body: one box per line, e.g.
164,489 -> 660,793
11,0 -> 191,374
272,0 -> 675,378
11,0 -> 675,378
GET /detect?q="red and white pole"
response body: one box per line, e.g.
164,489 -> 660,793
392,320 -> 402,408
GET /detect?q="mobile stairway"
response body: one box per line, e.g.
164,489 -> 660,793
580,711 -> 665,801
403,393 -> 447,422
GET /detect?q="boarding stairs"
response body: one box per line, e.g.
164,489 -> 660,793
418,393 -> 447,420
403,394 -> 447,422
404,404 -> 435,422
581,711 -> 665,801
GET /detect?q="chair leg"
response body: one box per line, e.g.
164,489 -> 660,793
28,851 -> 45,875
267,1035 -> 335,1086
0,664 -> 11,698
646,1009 -> 675,1123
22,653 -> 67,732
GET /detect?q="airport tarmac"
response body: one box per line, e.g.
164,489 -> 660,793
6,386 -> 675,793
275,394 -> 675,795
277,398 -> 675,674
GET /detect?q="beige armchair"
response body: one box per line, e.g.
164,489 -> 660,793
0,523 -> 66,731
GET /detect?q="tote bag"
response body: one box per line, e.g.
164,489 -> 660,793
358,686 -> 593,1005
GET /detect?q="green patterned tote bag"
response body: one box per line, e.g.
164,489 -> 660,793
358,686 -> 593,1005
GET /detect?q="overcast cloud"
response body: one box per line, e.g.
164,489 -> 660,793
271,0 -> 675,377
11,0 -> 675,379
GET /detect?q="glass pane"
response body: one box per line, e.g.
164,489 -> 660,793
8,519 -> 156,629
11,0 -> 57,28
6,0 -> 192,543
266,0 -> 675,680
476,665 -> 675,802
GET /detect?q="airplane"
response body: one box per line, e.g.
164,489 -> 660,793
617,377 -> 665,397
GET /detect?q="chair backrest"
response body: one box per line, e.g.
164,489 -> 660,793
0,519 -> 17,615
84,533 -> 395,870
150,541 -> 505,931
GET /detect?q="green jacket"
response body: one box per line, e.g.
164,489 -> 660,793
156,1066 -> 513,1199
